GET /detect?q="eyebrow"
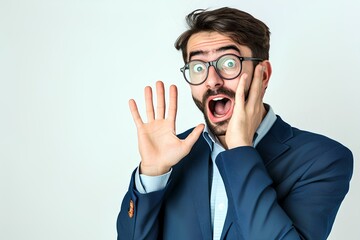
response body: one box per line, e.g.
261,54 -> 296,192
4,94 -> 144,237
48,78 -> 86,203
188,45 -> 241,61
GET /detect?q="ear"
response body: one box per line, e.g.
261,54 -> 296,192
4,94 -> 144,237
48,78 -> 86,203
261,60 -> 272,94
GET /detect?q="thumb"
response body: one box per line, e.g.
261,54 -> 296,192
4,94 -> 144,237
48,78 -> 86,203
182,124 -> 205,153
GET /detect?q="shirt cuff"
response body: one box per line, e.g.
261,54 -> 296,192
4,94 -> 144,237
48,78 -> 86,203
134,166 -> 172,194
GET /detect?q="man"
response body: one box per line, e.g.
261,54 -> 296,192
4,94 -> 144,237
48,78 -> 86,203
117,7 -> 353,240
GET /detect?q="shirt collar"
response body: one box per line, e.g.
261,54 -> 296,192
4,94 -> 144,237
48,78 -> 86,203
203,104 -> 277,150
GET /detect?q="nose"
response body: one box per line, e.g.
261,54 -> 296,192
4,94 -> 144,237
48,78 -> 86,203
205,66 -> 224,90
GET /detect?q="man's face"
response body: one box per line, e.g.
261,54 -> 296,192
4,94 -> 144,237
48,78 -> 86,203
187,31 -> 256,136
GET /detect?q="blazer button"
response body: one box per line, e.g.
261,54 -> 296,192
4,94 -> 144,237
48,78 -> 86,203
128,199 -> 134,218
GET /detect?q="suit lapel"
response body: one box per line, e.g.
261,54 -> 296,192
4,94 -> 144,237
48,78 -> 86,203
256,116 -> 293,165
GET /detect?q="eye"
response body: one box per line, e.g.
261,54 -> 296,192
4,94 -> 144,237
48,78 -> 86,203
217,55 -> 238,70
222,59 -> 236,69
192,63 -> 205,73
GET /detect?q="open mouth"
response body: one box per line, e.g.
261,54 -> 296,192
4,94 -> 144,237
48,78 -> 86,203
207,94 -> 234,123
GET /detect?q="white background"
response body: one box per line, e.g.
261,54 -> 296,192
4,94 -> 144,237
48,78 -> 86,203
1,0 -> 359,239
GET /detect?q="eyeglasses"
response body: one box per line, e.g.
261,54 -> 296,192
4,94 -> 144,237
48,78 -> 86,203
180,54 -> 263,85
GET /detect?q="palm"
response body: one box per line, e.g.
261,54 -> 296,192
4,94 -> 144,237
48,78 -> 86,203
137,119 -> 184,166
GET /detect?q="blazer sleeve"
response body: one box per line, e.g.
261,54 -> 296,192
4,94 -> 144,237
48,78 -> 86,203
216,145 -> 353,240
116,169 -> 167,240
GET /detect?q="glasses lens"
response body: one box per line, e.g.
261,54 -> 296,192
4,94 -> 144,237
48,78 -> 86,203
185,61 -> 207,84
216,55 -> 241,79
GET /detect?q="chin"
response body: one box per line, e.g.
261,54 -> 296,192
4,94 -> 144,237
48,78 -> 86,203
205,117 -> 228,136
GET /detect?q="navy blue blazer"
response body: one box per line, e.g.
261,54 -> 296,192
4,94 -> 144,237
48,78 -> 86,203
117,116 -> 353,240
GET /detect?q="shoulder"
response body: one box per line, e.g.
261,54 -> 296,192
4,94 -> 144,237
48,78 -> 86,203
274,115 -> 351,153
276,116 -> 353,174
263,116 -> 353,193
289,122 -> 351,158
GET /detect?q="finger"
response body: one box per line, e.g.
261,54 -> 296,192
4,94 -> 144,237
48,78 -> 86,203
156,81 -> 166,119
247,63 -> 265,106
167,85 -> 178,122
182,124 -> 205,153
145,86 -> 155,122
129,99 -> 144,127
234,73 -> 248,110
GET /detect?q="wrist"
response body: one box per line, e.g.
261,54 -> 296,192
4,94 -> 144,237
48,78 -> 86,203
227,141 -> 252,149
139,162 -> 170,176
224,135 -> 252,149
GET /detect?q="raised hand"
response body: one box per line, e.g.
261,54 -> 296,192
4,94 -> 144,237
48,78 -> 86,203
129,81 -> 204,176
225,63 -> 268,149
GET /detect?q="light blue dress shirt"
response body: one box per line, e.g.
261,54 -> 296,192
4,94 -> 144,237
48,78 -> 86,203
135,104 -> 277,239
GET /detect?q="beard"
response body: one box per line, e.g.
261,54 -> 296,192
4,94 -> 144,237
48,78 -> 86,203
192,87 -> 236,136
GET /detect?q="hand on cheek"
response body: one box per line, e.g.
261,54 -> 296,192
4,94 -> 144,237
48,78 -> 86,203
225,63 -> 266,149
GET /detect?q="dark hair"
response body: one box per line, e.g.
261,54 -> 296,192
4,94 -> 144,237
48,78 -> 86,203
174,7 -> 270,62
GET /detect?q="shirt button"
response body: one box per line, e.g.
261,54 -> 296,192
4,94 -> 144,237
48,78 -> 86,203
218,202 -> 225,211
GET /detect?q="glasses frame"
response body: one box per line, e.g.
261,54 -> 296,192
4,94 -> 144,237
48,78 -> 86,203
180,54 -> 263,85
